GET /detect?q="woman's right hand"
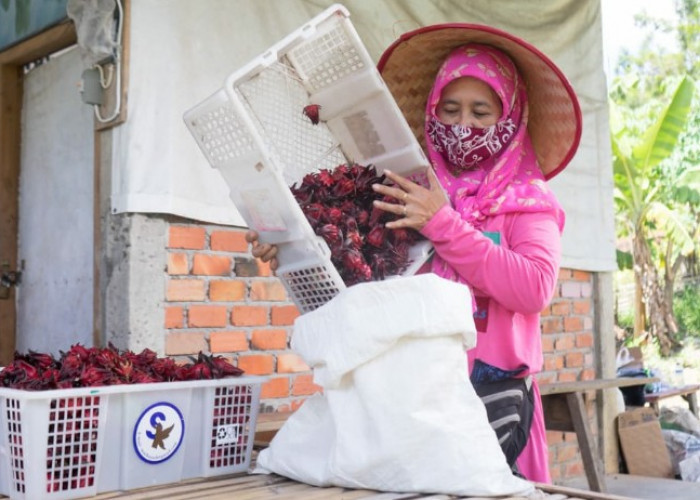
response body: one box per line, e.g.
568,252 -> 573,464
245,230 -> 279,272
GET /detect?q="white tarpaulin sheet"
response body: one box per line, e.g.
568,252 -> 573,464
112,0 -> 615,271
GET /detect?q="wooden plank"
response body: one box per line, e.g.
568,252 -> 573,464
91,474 -> 288,499
644,384 -> 700,403
537,482 -> 634,500
0,63 -> 21,365
566,392 -> 607,493
593,272 -> 621,475
0,21 -> 76,66
540,377 -> 658,395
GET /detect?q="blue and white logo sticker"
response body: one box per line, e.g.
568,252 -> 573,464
133,402 -> 185,464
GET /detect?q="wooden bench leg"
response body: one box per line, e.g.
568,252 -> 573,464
683,392 -> 699,418
566,392 -> 607,493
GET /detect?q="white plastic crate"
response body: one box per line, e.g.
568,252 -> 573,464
183,4 -> 432,314
0,376 -> 264,499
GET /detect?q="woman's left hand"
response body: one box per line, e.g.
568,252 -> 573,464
372,167 -> 448,231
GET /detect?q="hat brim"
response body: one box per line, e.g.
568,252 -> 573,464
378,24 -> 582,180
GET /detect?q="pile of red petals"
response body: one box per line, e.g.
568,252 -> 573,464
291,163 -> 424,286
0,344 -> 244,390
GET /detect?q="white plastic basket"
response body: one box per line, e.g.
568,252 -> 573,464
0,376 -> 264,499
183,4 -> 432,314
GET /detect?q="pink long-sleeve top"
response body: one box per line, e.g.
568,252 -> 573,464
420,204 -> 562,375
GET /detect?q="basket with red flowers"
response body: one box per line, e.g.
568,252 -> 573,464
0,345 -> 265,499
184,5 -> 431,313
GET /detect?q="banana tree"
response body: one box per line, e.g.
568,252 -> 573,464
610,75 -> 695,355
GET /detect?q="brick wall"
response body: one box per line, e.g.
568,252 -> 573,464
165,223 -> 318,413
164,222 -> 596,480
538,269 -> 596,482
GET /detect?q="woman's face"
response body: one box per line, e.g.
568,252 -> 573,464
435,76 -> 503,128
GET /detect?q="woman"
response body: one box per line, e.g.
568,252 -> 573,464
249,24 -> 581,483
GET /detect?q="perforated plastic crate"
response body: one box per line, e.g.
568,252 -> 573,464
0,376 -> 264,499
184,4 -> 432,314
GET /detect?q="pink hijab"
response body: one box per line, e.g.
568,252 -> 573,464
425,44 -> 564,282
426,44 -> 564,228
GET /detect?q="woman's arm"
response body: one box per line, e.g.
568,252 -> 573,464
421,206 -> 561,314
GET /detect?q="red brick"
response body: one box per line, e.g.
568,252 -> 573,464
572,270 -> 592,282
165,332 -> 208,355
564,316 -> 583,332
251,329 -> 288,350
554,334 -> 575,351
167,253 -> 189,275
165,306 -> 184,328
237,354 -> 274,375
543,355 -> 564,371
546,431 -> 565,444
250,281 -> 287,301
560,281 -> 582,298
581,368 -> 596,381
169,226 -> 205,249
277,353 -> 309,373
231,306 -> 268,326
573,299 -> 591,315
565,351 -> 584,368
188,305 -> 228,328
270,305 -> 300,326
541,318 -> 563,335
558,371 -> 578,383
537,373 -> 556,385
210,330 -> 249,352
576,332 -> 594,348
192,254 -> 232,276
551,301 -> 571,316
211,230 -> 248,252
166,279 -> 206,301
210,280 -> 247,302
560,268 -> 575,281
541,336 -> 555,353
292,374 -> 322,396
261,377 -> 290,398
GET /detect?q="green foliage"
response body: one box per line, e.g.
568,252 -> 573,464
674,285 -> 700,337
616,250 -> 633,270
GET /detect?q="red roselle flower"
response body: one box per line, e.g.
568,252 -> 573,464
0,344 -> 245,391
290,163 -> 425,286
302,104 -> 322,125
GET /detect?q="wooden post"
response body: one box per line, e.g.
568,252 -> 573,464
594,271 -> 619,474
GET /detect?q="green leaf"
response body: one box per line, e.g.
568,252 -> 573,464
633,76 -> 695,170
616,250 -> 634,271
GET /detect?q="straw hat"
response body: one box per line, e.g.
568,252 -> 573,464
378,24 -> 582,180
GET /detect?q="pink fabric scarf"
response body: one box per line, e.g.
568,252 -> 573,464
425,44 -> 565,282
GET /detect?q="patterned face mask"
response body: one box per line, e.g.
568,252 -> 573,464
427,115 -> 517,177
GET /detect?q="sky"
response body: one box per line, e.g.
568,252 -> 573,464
600,0 -> 678,78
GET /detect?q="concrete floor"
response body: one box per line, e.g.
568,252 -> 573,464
563,474 -> 700,499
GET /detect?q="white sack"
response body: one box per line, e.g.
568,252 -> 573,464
255,274 -> 533,497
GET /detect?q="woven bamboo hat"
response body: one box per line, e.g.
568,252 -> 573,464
378,24 -> 582,179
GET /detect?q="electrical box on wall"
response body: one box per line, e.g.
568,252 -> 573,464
80,67 -> 104,105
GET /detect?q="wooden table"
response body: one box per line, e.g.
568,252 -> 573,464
539,377 -> 658,495
644,383 -> 700,417
72,470 -> 634,500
